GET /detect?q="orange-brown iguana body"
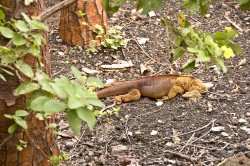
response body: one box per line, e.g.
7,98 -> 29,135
97,75 -> 207,103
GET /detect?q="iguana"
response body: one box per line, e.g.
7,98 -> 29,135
96,75 -> 207,103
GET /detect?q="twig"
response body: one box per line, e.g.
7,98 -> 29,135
51,67 -> 65,78
129,32 -> 161,64
100,103 -> 116,112
179,132 -> 195,152
69,129 -> 85,157
164,150 -> 198,163
224,13 -> 243,32
190,119 -> 215,144
133,108 -> 162,119
39,0 -> 77,22
124,114 -> 131,144
152,119 -> 216,143
0,135 -> 12,148
25,130 -> 51,160
105,136 -> 114,155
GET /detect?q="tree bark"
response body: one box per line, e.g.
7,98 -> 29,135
0,0 -> 58,165
58,0 -> 108,48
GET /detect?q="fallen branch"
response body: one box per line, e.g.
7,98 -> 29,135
39,0 -> 77,22
164,150 -> 198,163
224,13 -> 243,32
152,119 -> 216,143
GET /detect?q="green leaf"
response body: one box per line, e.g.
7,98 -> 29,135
199,0 -> 209,16
0,46 -> 10,52
102,0 -> 126,13
16,145 -> 23,151
14,60 -> 34,78
15,119 -> 27,130
76,107 -> 96,130
21,13 -> 32,25
86,77 -> 104,88
50,83 -> 68,99
30,96 -> 50,112
182,0 -> 199,15
8,124 -> 17,134
17,145 -> 23,151
85,98 -> 104,107
180,28 -> 191,37
226,30 -> 237,39
171,48 -> 185,61
15,20 -> 29,32
43,99 -> 67,114
0,9 -> 5,20
31,33 -> 44,45
214,32 -> 228,40
67,109 -> 82,135
187,47 -> 199,53
15,110 -> 29,117
4,114 -> 13,119
215,58 -> 227,73
196,50 -> 211,62
0,27 -> 14,38
0,74 -> 6,81
229,43 -> 243,55
71,66 -> 83,80
174,36 -> 182,46
36,113 -> 44,120
137,0 -> 163,14
68,95 -> 83,109
14,82 -> 40,96
182,58 -> 196,72
48,123 -> 57,128
239,0 -> 250,10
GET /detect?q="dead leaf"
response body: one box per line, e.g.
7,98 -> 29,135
211,126 -> 225,132
172,135 -> 181,144
137,37 -> 149,45
100,60 -> 134,69
238,58 -> 247,66
82,66 -> 100,74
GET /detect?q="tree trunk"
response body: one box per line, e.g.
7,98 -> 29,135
58,0 -> 108,48
0,0 -> 58,165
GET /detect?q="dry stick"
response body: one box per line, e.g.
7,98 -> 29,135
51,67 -> 65,78
5,0 -> 77,48
190,119 -> 215,144
69,129 -> 86,157
224,13 -> 243,32
100,103 -> 116,112
39,0 -> 77,22
124,114 -> 131,144
164,150 -> 198,163
152,119 -> 216,143
179,132 -> 195,152
25,130 -> 51,160
130,32 -> 162,64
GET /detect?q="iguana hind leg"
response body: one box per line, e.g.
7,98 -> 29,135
112,89 -> 141,103
162,85 -> 184,100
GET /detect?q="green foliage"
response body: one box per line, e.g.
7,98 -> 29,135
102,0 -> 163,14
237,0 -> 250,10
16,140 -> 27,151
50,151 -> 70,166
163,13 -> 242,72
87,25 -> 127,54
4,110 -> 29,133
94,107 -> 120,122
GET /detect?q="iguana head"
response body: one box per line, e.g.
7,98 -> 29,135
189,79 -> 208,93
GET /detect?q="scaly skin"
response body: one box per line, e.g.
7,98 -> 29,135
96,75 -> 207,103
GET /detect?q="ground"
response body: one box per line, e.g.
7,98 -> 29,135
45,1 -> 250,165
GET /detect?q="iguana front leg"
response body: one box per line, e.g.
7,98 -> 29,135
162,85 -> 184,100
112,89 -> 141,103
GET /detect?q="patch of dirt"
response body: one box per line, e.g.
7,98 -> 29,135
45,1 -> 250,165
